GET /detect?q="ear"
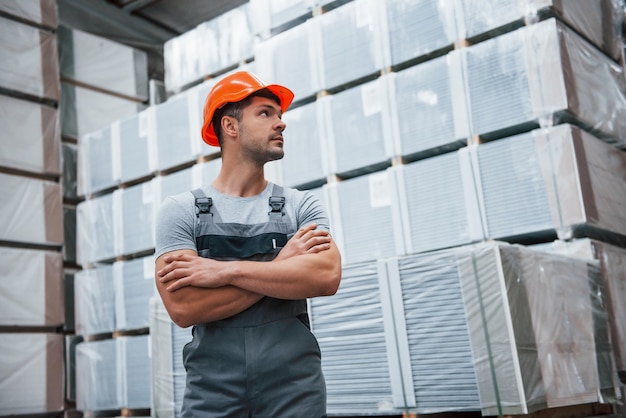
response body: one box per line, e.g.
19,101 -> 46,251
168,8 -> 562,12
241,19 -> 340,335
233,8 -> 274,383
220,116 -> 238,139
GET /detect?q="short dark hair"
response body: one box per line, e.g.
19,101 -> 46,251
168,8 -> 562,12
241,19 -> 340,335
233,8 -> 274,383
211,88 -> 281,147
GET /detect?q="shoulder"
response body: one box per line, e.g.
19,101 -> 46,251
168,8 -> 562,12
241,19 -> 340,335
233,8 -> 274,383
156,190 -> 195,220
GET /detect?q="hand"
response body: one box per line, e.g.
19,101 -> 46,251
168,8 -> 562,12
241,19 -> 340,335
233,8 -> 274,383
274,223 -> 332,262
157,252 -> 230,292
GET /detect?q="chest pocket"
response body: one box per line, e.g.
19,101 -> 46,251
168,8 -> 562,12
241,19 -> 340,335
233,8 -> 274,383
191,186 -> 290,261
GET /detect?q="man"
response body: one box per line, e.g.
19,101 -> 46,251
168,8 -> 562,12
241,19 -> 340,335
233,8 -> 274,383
154,71 -> 342,417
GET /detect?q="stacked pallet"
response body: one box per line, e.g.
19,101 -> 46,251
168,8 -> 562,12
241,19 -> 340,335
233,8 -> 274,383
0,0 -> 66,415
58,18 -> 155,418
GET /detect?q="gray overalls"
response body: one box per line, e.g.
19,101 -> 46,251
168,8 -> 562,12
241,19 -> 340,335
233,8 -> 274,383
181,185 -> 327,418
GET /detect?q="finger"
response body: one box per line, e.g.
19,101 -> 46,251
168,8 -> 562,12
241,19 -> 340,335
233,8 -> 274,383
295,223 -> 317,238
307,243 -> 331,254
166,278 -> 188,292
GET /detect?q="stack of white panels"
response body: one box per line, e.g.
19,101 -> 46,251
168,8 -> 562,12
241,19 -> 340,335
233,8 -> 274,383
61,83 -> 146,142
117,110 -> 154,185
155,166 -> 196,206
455,241 -> 618,415
310,260 -> 404,415
74,265 -> 116,337
473,124 -> 626,242
381,0 -> 457,67
150,93 -> 202,172
149,297 -> 193,418
57,26 -> 149,101
316,0 -> 385,91
193,158 -> 222,188
546,239 -> 626,376
0,172 -> 63,247
76,193 -> 116,265
323,76 -> 394,177
388,55 -> 468,158
383,250 -> 481,413
458,0 -> 624,64
0,15 -> 59,101
254,19 -> 320,102
114,256 -> 155,332
163,3 -> 254,94
116,181 -> 156,257
460,18 -> 626,145
392,150 -> 483,254
0,247 -> 63,326
280,100 -> 329,188
250,0 -> 315,36
325,171 -> 405,265
0,333 -> 64,416
78,125 -> 117,196
76,339 -> 120,412
118,335 -> 151,409
0,95 -> 60,176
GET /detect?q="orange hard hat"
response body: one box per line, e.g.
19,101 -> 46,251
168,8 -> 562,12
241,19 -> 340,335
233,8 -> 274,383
201,71 -> 295,147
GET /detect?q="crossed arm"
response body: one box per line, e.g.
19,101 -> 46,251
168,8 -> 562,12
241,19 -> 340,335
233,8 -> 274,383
155,223 -> 342,328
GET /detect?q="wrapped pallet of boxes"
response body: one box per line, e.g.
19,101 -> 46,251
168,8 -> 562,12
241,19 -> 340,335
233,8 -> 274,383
309,260 -> 405,416
57,26 -> 149,102
0,333 -> 64,415
0,172 -> 63,247
456,0 -> 624,64
458,17 -> 626,146
0,14 -> 59,102
380,249 -> 483,414
0,247 -> 63,327
0,94 -> 61,176
471,123 -> 626,243
455,241 -> 619,415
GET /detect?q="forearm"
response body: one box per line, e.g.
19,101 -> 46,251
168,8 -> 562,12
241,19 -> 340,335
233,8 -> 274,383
229,241 -> 341,300
156,250 -> 263,327
157,283 -> 263,328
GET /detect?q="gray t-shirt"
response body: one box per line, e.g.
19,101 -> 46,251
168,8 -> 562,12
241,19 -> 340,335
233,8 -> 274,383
154,182 -> 330,261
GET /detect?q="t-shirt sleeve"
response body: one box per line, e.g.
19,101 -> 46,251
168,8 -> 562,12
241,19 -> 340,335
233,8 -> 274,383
154,195 -> 197,261
297,190 -> 331,233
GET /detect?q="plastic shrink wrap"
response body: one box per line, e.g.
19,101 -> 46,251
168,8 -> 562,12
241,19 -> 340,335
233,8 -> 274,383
149,297 -> 193,418
455,241 -> 618,415
546,239 -> 626,377
76,339 -> 120,412
309,260 -> 405,416
323,76 -> 395,177
0,95 -> 61,175
0,0 -> 57,28
458,18 -> 626,147
0,172 -> 63,246
0,333 -> 64,415
0,15 -> 59,101
74,265 -> 116,337
0,247 -> 63,326
114,256 -> 155,332
163,3 -> 254,95
472,123 -> 626,244
58,26 -> 149,101
381,249 -> 482,413
76,193 -> 116,266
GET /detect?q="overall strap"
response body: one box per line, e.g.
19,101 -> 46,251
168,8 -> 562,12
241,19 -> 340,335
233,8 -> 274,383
191,188 -> 223,224
268,184 -> 285,222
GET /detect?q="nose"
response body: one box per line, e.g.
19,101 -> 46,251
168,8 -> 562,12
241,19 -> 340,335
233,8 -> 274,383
275,117 -> 286,132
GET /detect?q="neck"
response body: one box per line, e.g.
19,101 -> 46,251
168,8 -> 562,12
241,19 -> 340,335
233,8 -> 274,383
212,161 -> 268,197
